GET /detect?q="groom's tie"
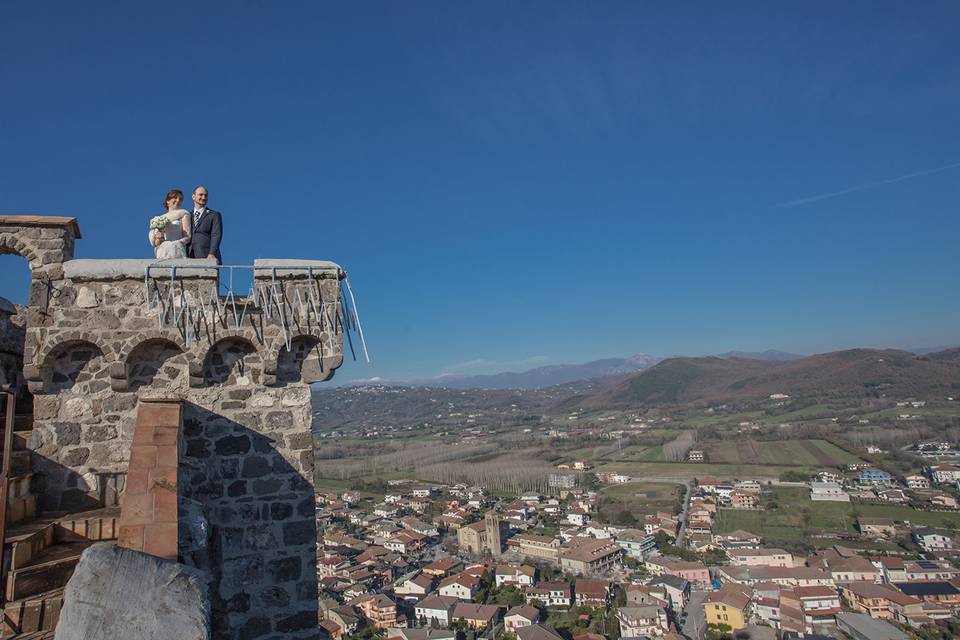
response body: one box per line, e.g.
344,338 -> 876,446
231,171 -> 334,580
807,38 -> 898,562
193,209 -> 202,228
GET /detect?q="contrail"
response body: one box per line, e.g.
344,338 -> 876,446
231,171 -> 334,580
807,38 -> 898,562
775,161 -> 960,208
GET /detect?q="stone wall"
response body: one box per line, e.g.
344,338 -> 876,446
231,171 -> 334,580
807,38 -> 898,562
0,297 -> 25,388
1,217 -> 349,640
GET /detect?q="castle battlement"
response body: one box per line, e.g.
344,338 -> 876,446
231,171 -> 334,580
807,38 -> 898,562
0,215 -> 360,639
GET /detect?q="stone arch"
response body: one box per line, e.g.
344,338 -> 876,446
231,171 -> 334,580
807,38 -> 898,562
0,233 -> 43,271
201,336 -> 263,386
276,334 -> 326,385
40,339 -> 109,394
125,338 -> 189,391
35,330 -> 115,369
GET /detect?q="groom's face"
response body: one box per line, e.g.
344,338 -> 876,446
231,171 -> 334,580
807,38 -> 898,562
193,187 -> 208,209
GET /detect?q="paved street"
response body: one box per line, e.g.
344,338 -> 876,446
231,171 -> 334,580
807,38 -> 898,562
680,590 -> 707,640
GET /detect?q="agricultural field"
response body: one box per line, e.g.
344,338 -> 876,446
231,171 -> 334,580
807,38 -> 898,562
714,487 -> 960,546
599,444 -> 665,462
598,481 -> 682,523
698,439 -> 862,466
596,461 -> 819,481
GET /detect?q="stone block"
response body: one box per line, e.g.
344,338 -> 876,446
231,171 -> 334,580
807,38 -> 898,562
55,542 -> 209,640
33,395 -> 59,419
75,286 -> 98,308
143,522 -> 178,559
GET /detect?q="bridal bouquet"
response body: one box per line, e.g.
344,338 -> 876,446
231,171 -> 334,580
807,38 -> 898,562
149,215 -> 169,230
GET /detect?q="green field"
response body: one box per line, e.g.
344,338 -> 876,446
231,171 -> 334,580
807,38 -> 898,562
714,487 -> 960,545
702,439 -> 862,466
599,444 -> 666,462
598,481 -> 682,522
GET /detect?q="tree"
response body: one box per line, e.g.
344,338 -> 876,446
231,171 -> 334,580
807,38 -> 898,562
540,564 -> 555,581
704,623 -> 733,640
492,585 -> 524,608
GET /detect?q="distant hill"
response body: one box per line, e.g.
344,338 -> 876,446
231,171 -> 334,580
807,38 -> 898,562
562,347 -> 960,410
716,349 -> 805,361
407,354 -> 662,390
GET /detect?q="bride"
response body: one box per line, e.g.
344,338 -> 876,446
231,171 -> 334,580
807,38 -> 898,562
148,189 -> 191,260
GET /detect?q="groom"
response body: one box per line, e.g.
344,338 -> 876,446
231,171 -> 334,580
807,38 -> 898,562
188,185 -> 223,264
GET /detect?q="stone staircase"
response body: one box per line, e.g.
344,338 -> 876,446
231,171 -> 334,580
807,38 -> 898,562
1,391 -> 120,638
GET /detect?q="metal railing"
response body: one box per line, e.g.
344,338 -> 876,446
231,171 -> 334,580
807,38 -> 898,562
143,263 -> 369,361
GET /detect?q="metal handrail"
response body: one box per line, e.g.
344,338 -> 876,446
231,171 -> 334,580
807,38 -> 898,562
0,386 -> 15,609
141,263 -> 370,362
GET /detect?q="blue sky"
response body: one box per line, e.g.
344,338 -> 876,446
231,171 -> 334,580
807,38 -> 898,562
2,2 -> 959,383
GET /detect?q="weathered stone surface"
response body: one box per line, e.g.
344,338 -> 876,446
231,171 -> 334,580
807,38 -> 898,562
55,542 -> 209,640
4,218 -> 340,637
75,286 -> 97,308
63,257 -> 218,280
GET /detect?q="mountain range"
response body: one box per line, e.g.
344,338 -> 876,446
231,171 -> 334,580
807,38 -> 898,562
406,354 -> 663,390
559,347 -> 960,410
347,346 -> 956,391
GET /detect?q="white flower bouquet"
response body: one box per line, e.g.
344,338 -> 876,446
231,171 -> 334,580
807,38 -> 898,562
149,215 -> 169,230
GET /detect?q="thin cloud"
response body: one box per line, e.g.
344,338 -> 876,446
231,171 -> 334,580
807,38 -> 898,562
775,161 -> 960,208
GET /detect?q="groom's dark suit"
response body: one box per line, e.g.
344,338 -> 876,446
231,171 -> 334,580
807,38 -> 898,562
189,208 -> 223,264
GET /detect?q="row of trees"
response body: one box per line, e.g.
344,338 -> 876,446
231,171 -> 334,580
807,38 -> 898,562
419,454 -> 565,495
662,430 -> 696,462
317,441 -> 499,480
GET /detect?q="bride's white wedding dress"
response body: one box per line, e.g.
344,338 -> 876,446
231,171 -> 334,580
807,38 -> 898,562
152,209 -> 191,260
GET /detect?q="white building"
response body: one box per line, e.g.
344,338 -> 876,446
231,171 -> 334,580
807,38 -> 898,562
809,482 -> 850,502
912,528 -> 953,552
929,465 -> 960,484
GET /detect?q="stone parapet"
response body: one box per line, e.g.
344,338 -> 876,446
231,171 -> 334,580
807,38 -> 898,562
0,215 -> 353,639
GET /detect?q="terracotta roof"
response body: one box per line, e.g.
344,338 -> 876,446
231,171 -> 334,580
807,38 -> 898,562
516,625 -> 564,640
842,581 -> 921,606
505,605 -> 540,621
575,579 -> 611,596
704,584 -> 752,610
450,603 -> 503,622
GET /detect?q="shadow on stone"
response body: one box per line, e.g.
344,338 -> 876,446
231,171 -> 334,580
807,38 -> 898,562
179,402 -> 319,640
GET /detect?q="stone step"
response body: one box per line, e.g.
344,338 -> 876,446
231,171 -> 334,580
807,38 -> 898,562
0,588 -> 62,638
3,520 -> 56,573
4,541 -> 92,601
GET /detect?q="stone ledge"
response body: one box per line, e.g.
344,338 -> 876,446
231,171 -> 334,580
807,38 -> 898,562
0,214 -> 81,238
253,258 -> 342,278
64,259 -> 219,281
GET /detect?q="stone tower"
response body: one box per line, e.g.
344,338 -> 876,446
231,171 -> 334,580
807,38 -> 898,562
0,215 -> 355,639
484,511 -> 502,557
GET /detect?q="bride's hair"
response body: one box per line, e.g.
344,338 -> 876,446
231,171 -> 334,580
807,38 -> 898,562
164,189 -> 184,210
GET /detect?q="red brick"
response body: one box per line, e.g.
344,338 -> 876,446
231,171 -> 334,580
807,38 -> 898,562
119,493 -> 153,525
154,488 -> 178,523
137,403 -> 181,427
118,524 -> 145,551
143,523 -> 178,560
125,468 -> 149,495
156,445 -> 178,468
151,425 -> 179,446
128,445 -> 157,469
148,465 -> 177,490
131,425 -> 156,446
